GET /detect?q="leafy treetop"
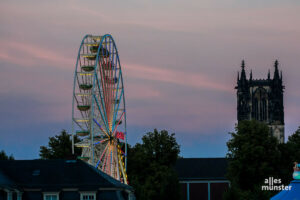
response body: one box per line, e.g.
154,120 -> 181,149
40,130 -> 81,159
0,150 -> 14,160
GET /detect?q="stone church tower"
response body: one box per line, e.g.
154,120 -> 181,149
236,60 -> 285,143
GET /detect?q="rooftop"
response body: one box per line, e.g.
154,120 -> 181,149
174,158 -> 228,180
0,159 -> 132,191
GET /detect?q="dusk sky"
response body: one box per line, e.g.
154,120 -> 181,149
1,0 -> 300,159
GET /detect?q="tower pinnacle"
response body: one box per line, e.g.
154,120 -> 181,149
240,60 -> 247,81
274,60 -> 280,80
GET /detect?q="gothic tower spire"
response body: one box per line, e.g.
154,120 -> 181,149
236,60 -> 250,121
274,60 -> 280,80
240,60 -> 246,81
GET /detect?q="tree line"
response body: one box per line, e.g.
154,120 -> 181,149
2,122 -> 300,199
224,120 -> 300,199
1,129 -> 182,200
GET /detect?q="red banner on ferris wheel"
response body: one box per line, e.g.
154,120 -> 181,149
115,131 -> 125,140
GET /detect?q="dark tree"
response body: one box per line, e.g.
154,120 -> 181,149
40,130 -> 81,159
277,127 -> 300,184
286,127 -> 300,162
225,120 -> 281,200
127,129 -> 181,200
0,150 -> 14,160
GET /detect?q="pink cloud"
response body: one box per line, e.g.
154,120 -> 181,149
126,82 -> 162,100
128,101 -> 235,133
124,63 -> 232,92
0,50 -> 36,67
0,40 -> 73,68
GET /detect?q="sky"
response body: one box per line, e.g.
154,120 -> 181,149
0,0 -> 300,159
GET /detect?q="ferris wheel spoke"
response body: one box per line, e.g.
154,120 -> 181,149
100,53 -> 117,131
112,111 -> 125,137
105,145 -> 112,174
112,88 -> 124,131
93,138 -> 109,145
117,145 -> 127,184
110,148 -> 113,176
96,142 -> 110,168
110,48 -> 117,130
95,72 -> 109,120
111,71 -> 121,117
111,61 -> 121,115
106,145 -> 111,175
102,74 -> 112,130
94,138 -> 108,145
113,146 -> 120,180
93,94 -> 110,133
93,122 -> 108,137
93,111 -> 108,134
96,159 -> 101,168
93,118 -> 110,138
110,38 -> 117,100
102,148 -> 109,172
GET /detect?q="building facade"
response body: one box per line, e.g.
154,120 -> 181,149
236,60 -> 285,143
175,158 -> 229,200
0,160 -> 134,200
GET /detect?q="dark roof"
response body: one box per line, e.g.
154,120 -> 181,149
0,169 -> 17,189
174,158 -> 228,180
0,159 -> 132,191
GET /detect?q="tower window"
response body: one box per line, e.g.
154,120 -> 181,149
253,88 -> 268,121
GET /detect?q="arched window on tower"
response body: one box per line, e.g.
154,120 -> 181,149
253,98 -> 258,120
253,88 -> 268,122
262,98 -> 267,121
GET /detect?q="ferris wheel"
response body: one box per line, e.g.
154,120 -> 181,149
72,34 -> 128,184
